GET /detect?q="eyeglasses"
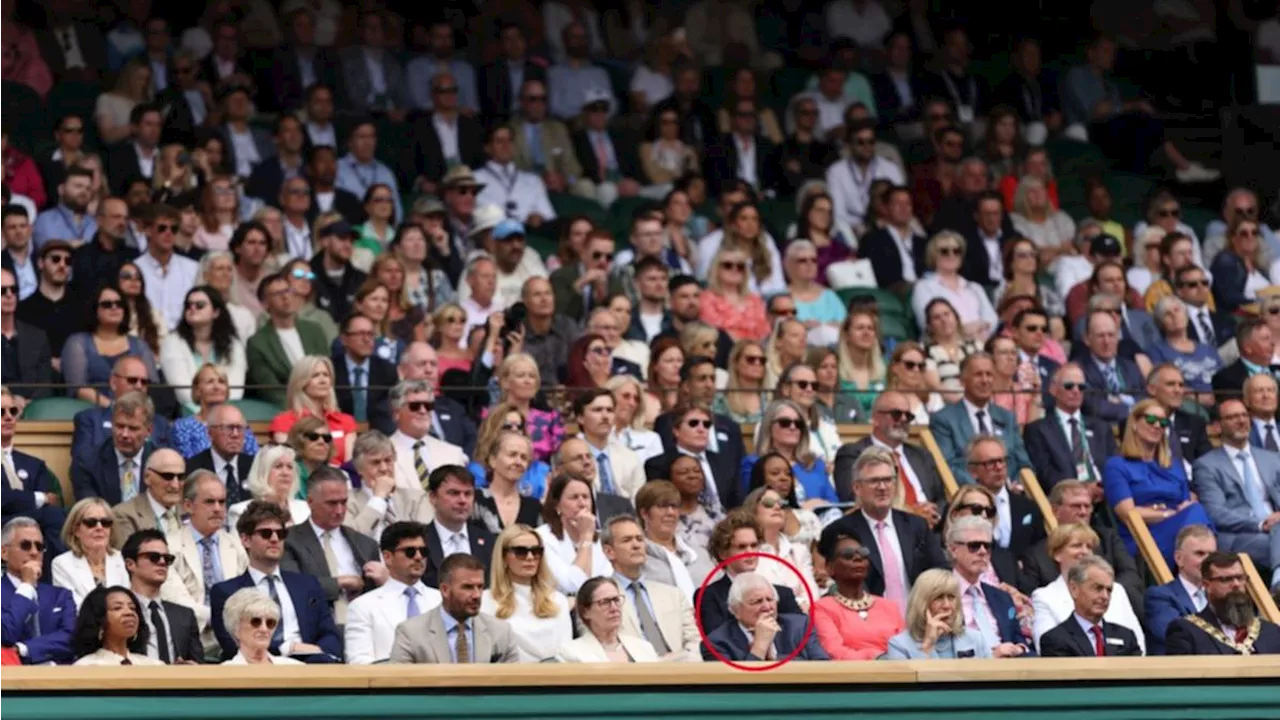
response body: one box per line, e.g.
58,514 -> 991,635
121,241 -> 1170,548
958,540 -> 993,553
119,270 -> 140,281
152,223 -> 178,234
406,401 -> 432,414
185,300 -> 208,311
291,268 -> 317,281
499,422 -> 523,432
758,495 -> 783,509
937,247 -> 962,257
248,616 -> 280,630
876,408 -> 911,421
45,253 -> 72,265
899,360 -> 925,371
0,286 -> 16,297
837,546 -> 871,560
1142,414 -> 1171,428
251,528 -> 287,541
773,417 -> 806,431
591,252 -> 614,262
1061,382 -> 1086,391
147,470 -> 184,483
592,595 -> 624,609
1178,279 -> 1209,288
720,261 -> 746,272
684,418 -> 712,429
506,545 -> 545,559
742,355 -> 766,365
788,379 -> 815,391
857,476 -> 895,487
138,551 -> 176,565
209,424 -> 248,434
17,540 -> 45,553
588,346 -> 610,356
957,503 -> 997,518
969,457 -> 1007,470
395,546 -> 428,559
1,406 -> 20,419
304,432 -> 333,443
81,517 -> 114,529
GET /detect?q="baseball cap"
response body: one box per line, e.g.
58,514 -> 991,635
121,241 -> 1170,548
318,219 -> 356,238
493,219 -> 526,241
1089,234 -> 1122,258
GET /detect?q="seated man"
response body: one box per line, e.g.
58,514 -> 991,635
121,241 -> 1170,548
928,353 -> 1032,485
701,571 -> 829,661
1145,525 -> 1216,655
601,515 -> 700,661
1,387 -> 67,556
1038,555 -> 1143,656
70,356 -> 173,454
0,517 -> 76,664
70,392 -> 158,506
1165,552 -> 1280,655
1023,363 -> 1117,489
696,513 -> 803,634
345,521 -> 442,664
947,516 -> 1033,657
388,553 -> 519,664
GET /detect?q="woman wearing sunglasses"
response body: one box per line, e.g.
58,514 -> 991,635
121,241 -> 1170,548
480,523 -> 572,662
741,486 -> 818,614
473,430 -> 546,533
885,342 -> 943,425
699,247 -> 769,342
1210,216 -> 1270,316
744,401 -> 836,506
910,231 -> 998,343
61,284 -> 160,407
160,285 -> 247,415
284,416 -> 334,500
228,444 -> 311,530
713,340 -> 770,425
774,363 -> 841,469
53,498 -> 129,608
71,585 -> 160,665
116,260 -> 167,355
813,530 -> 903,659
1103,399 -> 1215,569
221,588 -> 303,665
282,258 -> 340,344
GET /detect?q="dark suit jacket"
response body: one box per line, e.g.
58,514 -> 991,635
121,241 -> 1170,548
1169,409 -> 1213,464
1080,356 -> 1146,424
860,227 -> 926,291
818,510 -> 948,597
994,72 -> 1060,123
980,581 -> 1031,650
1,449 -> 58,519
870,70 -> 928,126
155,85 -> 202,147
703,134 -> 779,198
832,437 -> 945,505
105,142 -> 153,195
595,491 -> 636,524
71,407 -> 172,463
1039,616 -> 1143,657
331,353 -> 397,436
209,570 -> 342,662
1023,412 -> 1118,489
651,412 -> 747,510
2,320 -> 53,400
70,440 -> 153,506
155,599 -> 203,664
1001,491 -> 1046,559
571,128 -> 643,185
959,227 -> 1008,287
1165,608 -> 1280,655
1186,306 -> 1235,347
478,59 -> 547,123
432,396 -> 477,456
185,450 -> 252,505
0,576 -> 76,665
308,254 -> 366,323
282,522 -> 382,603
1209,251 -> 1256,315
695,573 -> 803,637
36,24 -> 107,78
1020,525 -> 1146,615
199,53 -> 255,90
1144,578 -> 1198,655
69,234 -> 139,297
422,520 -> 495,589
268,47 -> 339,112
308,187 -> 366,225
1211,360 -> 1255,401
245,157 -> 306,208
406,113 -> 485,186
245,319 -> 330,406
548,263 -> 626,323
215,124 -> 276,181
701,612 -> 829,661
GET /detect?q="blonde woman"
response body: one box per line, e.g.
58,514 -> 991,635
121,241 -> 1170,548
1010,175 -> 1075,266
221,588 -> 304,665
94,58 -> 154,143
751,399 -> 836,504
606,375 -> 664,461
712,340 -> 771,425
784,240 -> 845,346
198,251 -> 257,341
268,355 -> 357,464
807,346 -> 862,424
287,416 -> 335,494
885,569 -> 992,659
369,254 -> 428,342
910,231 -> 998,341
697,201 -> 786,294
430,302 -> 473,376
52,499 -> 130,607
494,353 -> 564,464
699,247 -> 769,341
1126,225 -> 1168,297
1211,217 -> 1270,315
764,318 -> 808,388
169,363 -> 262,459
742,485 -> 820,613
481,523 -> 573,662
470,406 -> 550,509
836,308 -> 887,416
677,322 -> 729,389
228,444 -> 311,530
774,362 -> 841,469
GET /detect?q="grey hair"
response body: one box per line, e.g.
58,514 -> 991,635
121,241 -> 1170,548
198,250 -> 236,283
599,514 -> 642,546
222,587 -> 281,640
390,380 -> 432,411
727,571 -> 777,610
1086,292 -> 1123,313
853,446 -> 897,483
352,430 -> 395,461
784,239 -> 817,261
465,253 -> 495,278
306,465 -> 349,496
2,517 -> 39,545
113,391 -> 155,424
946,515 -> 993,546
965,433 -> 1006,466
1152,295 -> 1184,327
182,469 -> 222,503
1066,554 -> 1114,586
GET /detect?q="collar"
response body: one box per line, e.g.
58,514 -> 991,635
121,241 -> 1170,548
115,449 -> 143,467
211,448 -> 235,470
440,606 -> 470,633
1178,574 -> 1203,601
1242,358 -> 1270,376
613,571 -> 643,592
994,485 -> 1010,504
860,508 -> 894,530
1073,611 -> 1103,635
145,492 -> 170,519
191,525 -> 220,547
310,519 -> 337,543
1055,407 -> 1082,426
133,586 -> 161,604
870,434 -> 904,452
247,565 -> 282,586
1091,355 -> 1116,372
6,572 -> 27,589
676,445 -> 708,460
487,161 -> 517,175
962,398 -> 989,417
581,435 -> 609,457
954,571 -> 984,597
345,354 -> 370,373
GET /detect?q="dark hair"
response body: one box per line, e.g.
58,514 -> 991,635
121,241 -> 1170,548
747,452 -> 799,508
1001,236 -> 1037,281
72,586 -> 149,658
257,270 -> 290,304
88,283 -> 133,335
1236,316 -> 1268,350
541,474 -> 595,536
1011,306 -> 1048,330
305,83 -> 333,103
379,521 -> 428,554
340,311 -> 375,335
345,117 -> 377,143
235,500 -> 290,537
485,123 -> 512,144
815,524 -> 864,563
1159,231 -> 1192,265
574,576 -> 619,621
708,511 -> 762,561
439,553 -> 485,585
976,189 -> 1004,210
228,221 -> 271,264
2,203 -> 29,221
555,215 -> 594,265
307,144 -> 338,166
1173,264 -> 1206,286
571,387 -> 615,419
64,165 -> 95,184
121,528 -> 167,562
274,113 -> 302,136
1200,551 -> 1243,581
679,355 -> 715,382
795,190 -> 835,242
177,285 -> 237,359
632,254 -> 668,280
116,262 -> 161,354
564,332 -> 607,393
145,203 -> 181,225
647,336 -> 684,393
129,102 -> 162,126
668,273 -> 699,295
980,105 -> 1028,162
427,464 -> 475,493
923,297 -> 961,333
361,182 -> 394,206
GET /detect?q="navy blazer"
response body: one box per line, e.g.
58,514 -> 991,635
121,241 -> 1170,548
209,570 -> 342,662
652,412 -> 746,510
71,407 -> 172,462
818,510 -> 948,598
1170,410 -> 1214,465
1,450 -> 68,563
1209,250 -> 1256,316
696,574 -> 804,637
1039,616 -> 1143,657
432,396 -> 477,457
1071,311 -> 1161,356
1023,411 -> 1118,489
1079,356 -> 1145,424
981,581 -> 1032,651
422,520 -> 495,589
928,401 -> 1033,485
331,352 -> 398,437
704,134 -> 779,198
1166,607 -> 1280,655
478,59 -> 547,123
860,227 -> 926,290
70,439 -> 154,507
701,612 -> 829,661
405,112 -> 486,186
1,576 -> 77,665
1144,579 -> 1198,655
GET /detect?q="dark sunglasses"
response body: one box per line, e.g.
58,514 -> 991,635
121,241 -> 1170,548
685,418 -> 712,429
138,551 -> 176,565
17,540 -> 45,553
1061,382 -> 1087,391
938,247 -> 962,257
788,379 -> 816,391
304,432 -> 333,443
772,308 -> 797,317
957,503 -> 997,518
115,374 -> 149,387
44,253 -> 71,265
60,125 -> 85,133
522,94 -> 548,103
81,517 -> 114,529
98,299 -> 124,310
837,546 -> 871,560
591,252 -> 614,262
959,540 -> 993,553
119,270 -> 141,281
1,406 -> 20,419
1157,208 -> 1181,218
506,545 -> 545,559
720,261 -> 747,272
152,223 -> 178,234
185,300 -> 208,311
899,360 -> 926,371
1142,414 -> 1171,428
1178,279 -> 1209,288
742,355 -> 766,365
1020,324 -> 1046,333
396,546 -> 428,559
148,470 -> 184,482
252,528 -> 287,540
248,616 -> 280,630
406,401 -> 432,413
876,408 -> 911,421
774,417 -> 806,431
0,286 -> 16,296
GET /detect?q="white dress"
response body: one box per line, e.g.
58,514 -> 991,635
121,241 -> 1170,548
223,651 -> 305,665
535,524 -> 612,595
480,583 -> 574,662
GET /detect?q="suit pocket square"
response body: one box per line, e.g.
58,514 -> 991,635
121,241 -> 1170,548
53,607 -> 63,613
1106,638 -> 1125,646
1021,514 -> 1032,525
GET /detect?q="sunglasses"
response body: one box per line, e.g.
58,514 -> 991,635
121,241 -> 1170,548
853,137 -> 876,146
685,418 -> 712,429
1157,208 -> 1181,217
899,360 -> 925,371
789,379 -> 815,391
395,546 -> 428,559
114,374 -> 149,387
758,496 -> 782,509
1178,279 -> 1209,288
138,551 -> 176,565
720,261 -> 746,272
1020,324 -> 1046,333
957,503 -> 997,518
876,408 -> 911,421
17,540 -> 45,552
98,299 -> 124,310
119,270 -> 141,280
591,252 -> 614,262
406,401 -> 432,413
304,432 -> 333,443
958,540 -> 993,553
185,300 -> 208,311
248,616 -> 280,630
742,355 -> 766,366
252,528 -> 287,540
499,422 -> 523,432
148,470 -> 184,482
774,417 -> 806,431
291,268 -> 317,281
837,546 -> 871,560
1142,414 -> 1171,428
152,223 -> 178,234
938,247 -> 962,257
0,286 -> 16,296
45,254 -> 72,265
507,545 -> 545,559
81,517 -> 114,529
0,406 -> 19,419
1061,382 -> 1086,391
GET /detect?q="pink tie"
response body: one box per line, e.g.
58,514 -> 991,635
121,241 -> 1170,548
876,521 -> 907,618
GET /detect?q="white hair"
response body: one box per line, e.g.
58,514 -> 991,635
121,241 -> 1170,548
222,588 -> 281,640
2,517 -> 39,546
946,515 -> 993,545
727,571 -> 777,610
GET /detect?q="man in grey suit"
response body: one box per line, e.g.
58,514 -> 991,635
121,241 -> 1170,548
1192,400 -> 1280,588
928,353 -> 1032,485
390,553 -> 520,664
835,391 -> 945,525
337,11 -> 409,119
282,468 -> 386,626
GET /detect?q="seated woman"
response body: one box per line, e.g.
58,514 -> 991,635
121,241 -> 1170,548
1030,522 -> 1145,653
836,309 -> 888,416
741,486 -> 819,612
606,294 -> 652,375
221,587 -> 303,665
481,524 -> 573,663
784,240 -> 846,347
469,403 -> 550,500
554,576 -> 660,663
785,190 -> 855,285
699,247 -> 770,342
764,319 -> 809,389
639,107 -> 700,191
1211,217 -> 1269,317
665,454 -> 726,551
746,452 -> 824,545
228,444 -> 311,530
200,251 -> 261,342
430,302 -> 474,377
1147,296 -> 1221,403
281,258 -> 340,344
886,342 -> 945,425
1010,175 -> 1076,266
775,362 -> 842,469
743,401 -> 835,505
388,224 -> 455,313
607,375 -> 664,461
813,530 -> 904,660
1103,400 -> 1215,569
53,499 -> 129,608
72,585 -> 161,665
646,338 -> 685,423
117,261 -> 167,356
170,364 -> 262,459
987,335 -> 1043,427
910,231 -> 998,343
287,416 -> 335,495
701,571 -> 829,661
993,236 -> 1067,340
809,347 -> 863,425
884,569 -> 992,659
536,475 -> 611,595
61,284 -> 159,406
493,353 -> 564,464
269,356 -> 358,465
355,184 -> 396,264
160,285 -> 247,415
922,298 -> 981,403
634,481 -> 714,598
473,430 -> 545,533
1128,226 -> 1167,297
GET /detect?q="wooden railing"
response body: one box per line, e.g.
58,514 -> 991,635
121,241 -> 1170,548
1122,508 -> 1175,584
1021,468 -> 1059,533
1239,553 -> 1280,624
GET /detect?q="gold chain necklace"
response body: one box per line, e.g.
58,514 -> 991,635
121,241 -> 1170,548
833,591 -> 874,619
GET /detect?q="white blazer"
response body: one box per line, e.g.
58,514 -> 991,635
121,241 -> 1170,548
52,551 -> 129,607
223,651 -> 304,665
535,524 -> 612,595
593,438 -> 646,500
345,581 -> 443,664
74,648 -> 163,666
1031,575 -> 1146,654
160,526 -> 250,653
619,578 -> 702,661
158,333 -> 248,410
554,631 -> 660,663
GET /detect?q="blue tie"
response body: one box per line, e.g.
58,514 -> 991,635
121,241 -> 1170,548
352,366 -> 368,422
596,452 -> 616,495
529,124 -> 545,167
404,586 -> 421,618
1104,364 -> 1120,393
265,575 -> 285,648
1236,451 -> 1272,524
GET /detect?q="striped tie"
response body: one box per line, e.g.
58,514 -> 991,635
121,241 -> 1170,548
413,440 -> 429,487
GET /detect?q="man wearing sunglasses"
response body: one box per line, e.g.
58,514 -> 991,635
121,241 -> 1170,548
388,381 -> 468,491
406,72 -> 485,197
835,391 -> 945,520
346,520 -> 442,664
16,240 -> 79,368
0,517 -> 77,665
1024,363 -> 1118,490
109,449 -> 185,549
947,515 -> 1032,658
550,229 -> 623,323
122,529 -> 201,664
966,436 -> 1045,559
504,79 -> 583,198
136,203 -> 199,330
1173,265 -> 1232,348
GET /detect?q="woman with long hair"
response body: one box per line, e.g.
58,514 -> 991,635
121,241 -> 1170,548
1011,176 -> 1076,266
495,353 -> 565,463
741,485 -> 819,613
986,334 -> 1042,427
885,569 -> 992,659
94,58 -> 154,144
836,308 -> 887,415
286,416 -> 334,496
355,183 -> 396,261
474,430 -> 545,532
160,286 -> 246,414
72,586 -> 158,665
645,337 -> 684,421
198,251 -> 257,342
116,261 -> 166,355
61,284 -> 159,406
469,404 -> 550,501
713,340 -> 770,425
565,333 -> 613,399
745,452 -> 823,544
369,254 -> 427,342
700,201 -> 785,294
1210,217 -> 1269,315
764,318 -> 808,388
999,147 -> 1059,212
774,362 -> 841,468
784,240 -> 846,347
748,400 -> 836,505
546,215 -> 595,273
429,302 -> 474,376
699,247 -> 769,341
341,280 -> 407,365
980,106 -> 1028,182
1148,295 -> 1221,402
481,523 -> 573,662
228,444 -> 311,528
53,499 -> 129,607
193,175 -> 240,251
639,106 -> 700,188
169,363 -> 261,458
788,190 -> 855,282
661,188 -> 697,267
993,236 -> 1067,340
807,346 -> 862,424
536,475 -> 611,595
389,223 -> 456,312
885,341 -> 944,425
268,356 -> 358,464
921,298 -> 979,403
910,231 -> 998,341
606,375 -> 664,460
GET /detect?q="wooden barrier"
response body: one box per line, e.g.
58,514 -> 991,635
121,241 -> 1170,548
1239,552 -> 1280,624
1122,507 -> 1174,584
1021,468 -> 1059,533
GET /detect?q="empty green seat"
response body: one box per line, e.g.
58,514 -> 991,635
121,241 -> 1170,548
230,398 -> 283,423
20,397 -> 95,421
549,192 -> 607,225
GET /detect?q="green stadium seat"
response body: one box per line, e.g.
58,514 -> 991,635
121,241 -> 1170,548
20,397 -> 95,421
549,192 -> 607,225
229,398 -> 283,423
526,232 -> 557,261
759,198 -> 798,240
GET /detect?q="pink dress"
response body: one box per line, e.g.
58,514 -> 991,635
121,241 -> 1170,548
699,291 -> 770,341
437,354 -> 473,380
813,595 -> 904,660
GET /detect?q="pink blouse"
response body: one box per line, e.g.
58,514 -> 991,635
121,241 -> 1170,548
813,595 -> 904,660
699,290 -> 769,341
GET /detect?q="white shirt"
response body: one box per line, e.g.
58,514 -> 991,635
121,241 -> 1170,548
145,491 -> 173,530
734,135 -> 758,188
248,566 -> 301,654
459,296 -> 500,347
480,583 -> 573,662
807,90 -> 851,137
1229,444 -> 1275,517
134,144 -> 156,179
888,225 -> 918,282
860,509 -> 908,592
311,521 -> 359,575
474,162 -> 557,224
826,156 -> 905,230
134,589 -> 174,662
992,486 -> 1013,549
1179,574 -> 1207,612
432,114 -> 461,163
306,122 -> 337,148
433,521 -> 471,558
871,436 -> 926,503
1055,407 -> 1100,481
54,25 -> 87,68
227,127 -> 262,178
284,218 -> 312,260
276,325 -> 305,364
978,230 -> 1004,284
135,251 -> 201,330
535,524 -> 612,595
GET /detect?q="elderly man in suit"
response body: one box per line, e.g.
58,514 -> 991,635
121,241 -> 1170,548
702,571 -> 829,662
345,522 -> 442,664
1244,374 -> 1280,450
70,356 -> 173,454
836,391 -> 944,524
1024,363 -> 1117,490
1078,310 -> 1145,424
422,466 -> 495,589
123,529 -> 202,664
245,272 -> 330,406
697,513 -> 804,633
947,516 -> 1034,657
70,392 -> 157,506
1166,552 -> 1280,654
1038,556 -> 1144,656
396,343 -> 477,455
211,501 -> 343,662
819,447 -> 948,619
346,432 -> 435,540
0,517 -> 76,664
1212,317 -> 1274,403
111,449 -> 185,548
1147,363 -> 1214,469
601,515 -> 700,661
929,353 -> 1032,485
1,388 -> 66,560
282,468 -> 385,626
966,436 -> 1045,559
575,389 -> 646,500
390,553 -> 519,663
1192,399 -> 1280,589
387,380 -> 469,489
185,403 -> 252,506
1145,525 -> 1217,654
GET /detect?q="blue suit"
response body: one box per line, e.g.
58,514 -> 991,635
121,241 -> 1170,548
1,576 -> 76,664
701,613 -> 829,661
2,451 -> 69,565
928,401 -> 1032,485
1079,355 -> 1146,425
71,407 -> 172,463
209,570 -> 343,663
1023,411 -> 1118,489
432,396 -> 477,457
1191,446 -> 1280,585
70,439 -> 154,507
1144,579 -> 1198,655
982,582 -> 1034,653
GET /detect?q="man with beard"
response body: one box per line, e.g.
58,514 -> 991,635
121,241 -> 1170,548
31,166 -> 98,250
344,521 -> 442,664
653,275 -> 732,367
1165,552 -> 1280,654
16,241 -> 78,368
389,553 -> 518,663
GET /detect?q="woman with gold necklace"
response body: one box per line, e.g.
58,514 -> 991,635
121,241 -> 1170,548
811,531 -> 904,659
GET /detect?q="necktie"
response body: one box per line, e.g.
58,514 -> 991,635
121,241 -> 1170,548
975,410 -> 990,435
1193,587 -> 1207,612
120,656 -> 133,665
27,588 -> 40,636
199,537 -> 218,603
1199,311 -> 1215,345
352,367 -> 368,422
1265,425 -> 1279,453
1234,626 -> 1248,643
529,124 -> 545,167
451,532 -> 468,557
968,586 -> 999,647
412,440 -> 429,486
122,459 -> 138,501
265,575 -> 285,648
405,586 -> 421,618
875,521 -> 907,618
897,451 -> 919,506
455,622 -> 470,663
594,133 -> 611,179
162,508 -> 181,537
1068,418 -> 1085,465
1236,451 -> 1272,523
150,600 -> 172,664
322,531 -> 347,625
224,462 -> 242,505
1092,625 -> 1106,656
1104,365 -> 1120,393
631,581 -> 671,655
3,451 -> 20,490
596,452 -> 616,495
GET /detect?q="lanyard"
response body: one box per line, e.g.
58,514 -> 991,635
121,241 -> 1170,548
347,159 -> 377,193
849,159 -> 876,199
58,207 -> 90,241
484,163 -> 519,197
941,71 -> 976,108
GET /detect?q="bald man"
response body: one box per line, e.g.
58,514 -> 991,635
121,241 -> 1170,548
397,341 -> 476,455
111,449 -> 186,548
71,355 -> 173,456
186,404 -> 253,506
